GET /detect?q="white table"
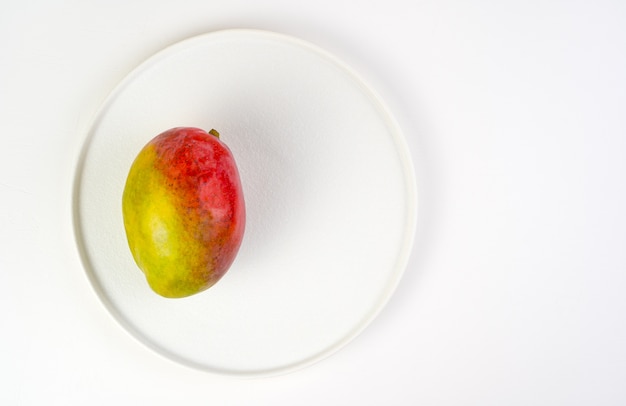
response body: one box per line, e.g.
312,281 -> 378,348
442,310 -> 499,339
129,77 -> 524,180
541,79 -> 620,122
2,1 -> 626,404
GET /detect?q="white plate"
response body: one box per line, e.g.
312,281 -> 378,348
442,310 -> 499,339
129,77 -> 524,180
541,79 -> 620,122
74,29 -> 417,377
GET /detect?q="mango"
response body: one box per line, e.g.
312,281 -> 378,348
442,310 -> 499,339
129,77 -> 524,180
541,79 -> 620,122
122,127 -> 245,298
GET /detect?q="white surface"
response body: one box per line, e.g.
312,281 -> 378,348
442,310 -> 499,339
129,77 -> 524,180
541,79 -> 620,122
2,0 -> 626,404
75,29 -> 415,376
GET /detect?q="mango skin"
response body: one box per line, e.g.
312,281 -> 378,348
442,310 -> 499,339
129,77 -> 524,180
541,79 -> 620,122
122,127 -> 245,298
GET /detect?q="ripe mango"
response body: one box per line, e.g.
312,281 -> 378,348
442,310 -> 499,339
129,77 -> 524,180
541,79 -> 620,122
122,127 -> 245,298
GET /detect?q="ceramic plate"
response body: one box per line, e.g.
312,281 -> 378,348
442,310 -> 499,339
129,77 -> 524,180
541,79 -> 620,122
74,29 -> 417,377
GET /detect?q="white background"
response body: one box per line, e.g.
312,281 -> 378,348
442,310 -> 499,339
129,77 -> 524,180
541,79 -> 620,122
2,0 -> 626,404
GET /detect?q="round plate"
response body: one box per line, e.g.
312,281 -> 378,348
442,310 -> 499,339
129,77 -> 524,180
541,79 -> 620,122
74,29 -> 417,377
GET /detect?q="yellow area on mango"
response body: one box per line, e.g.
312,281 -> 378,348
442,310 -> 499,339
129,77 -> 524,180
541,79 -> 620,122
122,144 -> 207,298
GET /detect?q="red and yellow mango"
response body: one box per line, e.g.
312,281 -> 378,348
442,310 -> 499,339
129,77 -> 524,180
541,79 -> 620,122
122,127 -> 245,298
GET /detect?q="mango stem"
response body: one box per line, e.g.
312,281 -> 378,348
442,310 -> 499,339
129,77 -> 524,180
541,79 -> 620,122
209,129 -> 220,139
